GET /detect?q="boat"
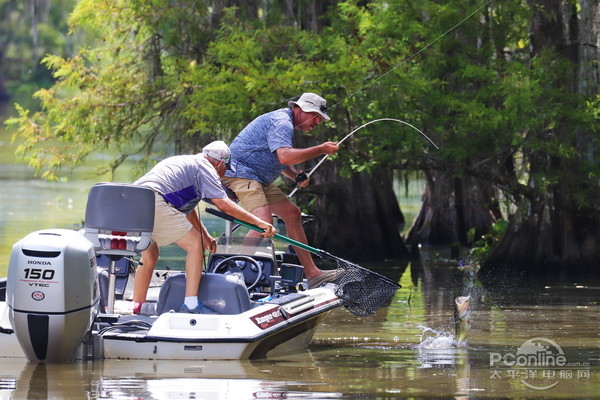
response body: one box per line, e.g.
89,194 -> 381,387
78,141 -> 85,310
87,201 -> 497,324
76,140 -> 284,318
0,183 -> 342,362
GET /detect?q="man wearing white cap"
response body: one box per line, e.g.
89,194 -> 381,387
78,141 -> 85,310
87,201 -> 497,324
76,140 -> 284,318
132,141 -> 276,313
222,93 -> 339,289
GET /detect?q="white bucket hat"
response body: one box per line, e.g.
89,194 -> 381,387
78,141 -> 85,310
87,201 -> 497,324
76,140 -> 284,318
288,92 -> 331,121
202,140 -> 235,172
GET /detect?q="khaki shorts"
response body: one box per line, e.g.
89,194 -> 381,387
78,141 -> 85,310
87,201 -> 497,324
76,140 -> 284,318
151,192 -> 192,246
221,177 -> 287,212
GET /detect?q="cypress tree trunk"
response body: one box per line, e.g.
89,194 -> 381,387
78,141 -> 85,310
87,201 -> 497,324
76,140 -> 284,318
406,170 -> 500,248
293,162 -> 409,262
0,47 -> 9,100
482,0 -> 600,278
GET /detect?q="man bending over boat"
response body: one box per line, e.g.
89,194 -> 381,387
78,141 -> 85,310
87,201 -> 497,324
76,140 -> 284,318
222,93 -> 339,289
132,141 -> 276,314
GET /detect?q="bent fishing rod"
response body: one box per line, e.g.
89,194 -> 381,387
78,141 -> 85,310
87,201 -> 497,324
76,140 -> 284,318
286,0 -> 495,195
288,118 -> 439,197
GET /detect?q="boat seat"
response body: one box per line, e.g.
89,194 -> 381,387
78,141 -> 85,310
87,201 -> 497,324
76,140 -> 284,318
157,273 -> 252,315
84,183 -> 155,256
83,183 -> 155,313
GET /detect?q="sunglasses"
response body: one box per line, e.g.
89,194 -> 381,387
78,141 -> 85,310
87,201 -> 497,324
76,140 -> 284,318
303,99 -> 328,115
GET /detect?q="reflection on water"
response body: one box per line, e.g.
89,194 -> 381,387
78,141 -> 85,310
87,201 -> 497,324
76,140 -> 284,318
1,115 -> 599,398
3,256 -> 597,398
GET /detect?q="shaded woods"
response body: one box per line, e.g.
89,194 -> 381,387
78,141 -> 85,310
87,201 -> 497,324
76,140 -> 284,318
3,0 -> 599,277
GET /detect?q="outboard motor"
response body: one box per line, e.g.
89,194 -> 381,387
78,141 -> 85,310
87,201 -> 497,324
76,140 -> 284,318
7,229 -> 99,362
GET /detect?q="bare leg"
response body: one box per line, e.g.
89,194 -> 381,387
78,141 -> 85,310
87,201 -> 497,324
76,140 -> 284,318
175,228 -> 205,297
133,241 -> 159,303
257,200 -> 322,279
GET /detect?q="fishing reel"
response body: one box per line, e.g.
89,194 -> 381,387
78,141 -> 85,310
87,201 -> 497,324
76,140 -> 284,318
295,171 -> 309,183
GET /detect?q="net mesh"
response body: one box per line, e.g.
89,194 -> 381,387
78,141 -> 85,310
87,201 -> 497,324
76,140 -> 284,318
332,259 -> 401,317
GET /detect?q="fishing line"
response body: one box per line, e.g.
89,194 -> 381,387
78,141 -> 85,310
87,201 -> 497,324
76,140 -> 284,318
288,118 -> 438,197
325,0 -> 497,112
234,1 -> 496,198
287,0 -> 496,194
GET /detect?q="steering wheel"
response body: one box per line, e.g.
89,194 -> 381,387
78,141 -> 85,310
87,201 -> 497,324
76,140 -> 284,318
210,255 -> 264,291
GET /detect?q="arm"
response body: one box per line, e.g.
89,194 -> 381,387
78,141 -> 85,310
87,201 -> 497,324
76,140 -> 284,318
187,209 -> 217,253
282,165 -> 300,180
275,141 -> 339,165
210,198 -> 277,237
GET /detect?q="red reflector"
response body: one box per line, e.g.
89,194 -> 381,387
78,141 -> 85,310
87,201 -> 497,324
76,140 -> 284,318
110,239 -> 127,250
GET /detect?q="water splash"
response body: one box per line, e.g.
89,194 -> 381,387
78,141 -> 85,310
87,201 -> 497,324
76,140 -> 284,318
417,326 -> 459,350
416,326 -> 464,368
457,256 -> 481,291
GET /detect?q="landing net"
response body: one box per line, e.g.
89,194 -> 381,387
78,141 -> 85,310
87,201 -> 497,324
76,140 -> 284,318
332,259 -> 401,317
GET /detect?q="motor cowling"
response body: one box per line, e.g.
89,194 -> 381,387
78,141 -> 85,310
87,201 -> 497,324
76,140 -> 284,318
7,229 -> 99,362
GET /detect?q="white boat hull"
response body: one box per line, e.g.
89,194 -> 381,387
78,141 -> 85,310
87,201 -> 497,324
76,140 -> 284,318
1,286 -> 341,360
102,316 -> 325,360
101,287 -> 339,360
0,226 -> 344,361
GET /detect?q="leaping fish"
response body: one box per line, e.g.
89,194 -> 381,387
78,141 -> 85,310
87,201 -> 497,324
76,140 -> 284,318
454,296 -> 471,343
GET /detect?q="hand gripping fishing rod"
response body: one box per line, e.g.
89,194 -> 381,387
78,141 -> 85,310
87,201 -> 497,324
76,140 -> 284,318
288,118 -> 439,197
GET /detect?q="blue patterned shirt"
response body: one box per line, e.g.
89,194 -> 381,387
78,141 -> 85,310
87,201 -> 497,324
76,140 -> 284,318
225,108 -> 294,185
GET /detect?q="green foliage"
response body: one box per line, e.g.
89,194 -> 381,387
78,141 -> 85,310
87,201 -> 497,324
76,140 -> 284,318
4,0 -> 598,219
0,0 -> 77,102
7,0 -> 211,179
467,218 -> 509,261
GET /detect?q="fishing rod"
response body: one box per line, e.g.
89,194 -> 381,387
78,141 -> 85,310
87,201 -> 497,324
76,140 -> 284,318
286,0 -> 493,194
288,118 -> 439,197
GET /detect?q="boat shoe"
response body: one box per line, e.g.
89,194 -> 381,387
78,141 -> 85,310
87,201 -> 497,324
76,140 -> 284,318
307,269 -> 339,289
180,303 -> 216,314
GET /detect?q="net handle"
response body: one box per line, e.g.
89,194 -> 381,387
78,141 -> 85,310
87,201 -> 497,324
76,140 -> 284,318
205,207 -> 400,289
205,207 -> 326,256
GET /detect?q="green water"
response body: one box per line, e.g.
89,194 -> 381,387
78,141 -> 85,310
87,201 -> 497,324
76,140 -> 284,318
0,131 -> 131,274
1,261 -> 599,398
1,107 -> 598,398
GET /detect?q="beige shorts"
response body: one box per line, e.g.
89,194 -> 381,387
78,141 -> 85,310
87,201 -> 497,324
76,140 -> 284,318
151,192 -> 192,246
221,177 -> 287,212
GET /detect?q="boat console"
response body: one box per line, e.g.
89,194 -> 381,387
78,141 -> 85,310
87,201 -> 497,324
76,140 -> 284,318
206,236 -> 305,297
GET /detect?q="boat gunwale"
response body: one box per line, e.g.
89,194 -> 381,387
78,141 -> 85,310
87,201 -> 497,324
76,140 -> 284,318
99,296 -> 341,344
